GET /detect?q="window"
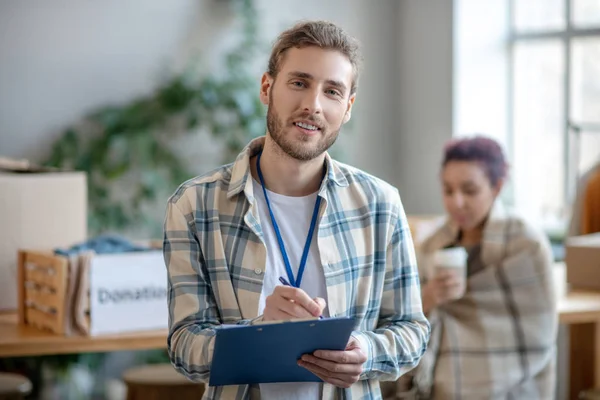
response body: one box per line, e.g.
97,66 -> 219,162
509,0 -> 600,226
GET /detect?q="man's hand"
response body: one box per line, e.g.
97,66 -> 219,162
298,336 -> 367,388
263,286 -> 326,321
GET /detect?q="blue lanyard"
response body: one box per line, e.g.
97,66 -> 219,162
256,150 -> 324,288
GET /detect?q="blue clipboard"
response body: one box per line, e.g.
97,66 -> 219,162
208,317 -> 355,387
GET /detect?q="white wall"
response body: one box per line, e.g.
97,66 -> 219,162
453,0 -> 510,147
0,1 -> 230,161
395,0 -> 455,214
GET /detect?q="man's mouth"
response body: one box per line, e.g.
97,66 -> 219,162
293,121 -> 321,131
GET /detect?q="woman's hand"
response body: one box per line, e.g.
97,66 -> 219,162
422,270 -> 464,313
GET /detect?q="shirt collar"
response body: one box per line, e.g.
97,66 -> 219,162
226,136 -> 349,200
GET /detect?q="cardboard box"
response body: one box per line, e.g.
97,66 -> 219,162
19,249 -> 167,336
0,170 -> 87,310
89,251 -> 167,335
565,233 -> 600,291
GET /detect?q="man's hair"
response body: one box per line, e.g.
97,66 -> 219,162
442,135 -> 509,187
267,20 -> 362,95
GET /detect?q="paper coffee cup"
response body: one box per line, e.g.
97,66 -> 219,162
433,247 -> 468,270
433,247 -> 468,299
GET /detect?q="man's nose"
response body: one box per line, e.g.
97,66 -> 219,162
300,88 -> 323,115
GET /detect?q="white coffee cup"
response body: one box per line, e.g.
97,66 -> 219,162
432,247 -> 468,299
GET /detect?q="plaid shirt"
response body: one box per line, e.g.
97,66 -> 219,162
163,137 -> 430,400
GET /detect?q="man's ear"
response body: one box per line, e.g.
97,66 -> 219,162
259,73 -> 274,106
342,94 -> 356,124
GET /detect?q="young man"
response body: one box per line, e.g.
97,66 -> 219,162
163,20 -> 429,399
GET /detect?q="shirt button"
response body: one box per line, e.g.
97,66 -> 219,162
254,268 -> 262,275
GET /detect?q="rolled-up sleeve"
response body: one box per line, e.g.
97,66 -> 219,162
163,195 -> 220,382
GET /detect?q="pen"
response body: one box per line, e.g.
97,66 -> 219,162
278,276 -> 323,319
278,276 -> 292,287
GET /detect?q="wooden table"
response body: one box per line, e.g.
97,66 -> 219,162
554,264 -> 600,399
0,312 -> 167,357
0,264 -> 598,397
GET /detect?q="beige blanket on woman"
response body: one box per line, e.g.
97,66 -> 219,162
411,204 -> 557,399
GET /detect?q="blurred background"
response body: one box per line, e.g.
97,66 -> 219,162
0,0 -> 599,399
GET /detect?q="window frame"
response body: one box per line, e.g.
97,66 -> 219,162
508,0 -> 600,208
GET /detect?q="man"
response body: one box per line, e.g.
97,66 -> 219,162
163,20 -> 429,399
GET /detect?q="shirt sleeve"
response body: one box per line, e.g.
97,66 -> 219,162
351,195 -> 430,382
163,194 -> 257,382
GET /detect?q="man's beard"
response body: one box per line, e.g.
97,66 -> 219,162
266,97 -> 340,162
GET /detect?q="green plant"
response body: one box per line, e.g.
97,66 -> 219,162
44,0 -> 265,237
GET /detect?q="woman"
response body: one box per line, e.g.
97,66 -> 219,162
391,136 -> 557,399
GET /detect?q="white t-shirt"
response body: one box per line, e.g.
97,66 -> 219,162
253,179 -> 329,400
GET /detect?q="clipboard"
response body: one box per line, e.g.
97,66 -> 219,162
208,317 -> 355,386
